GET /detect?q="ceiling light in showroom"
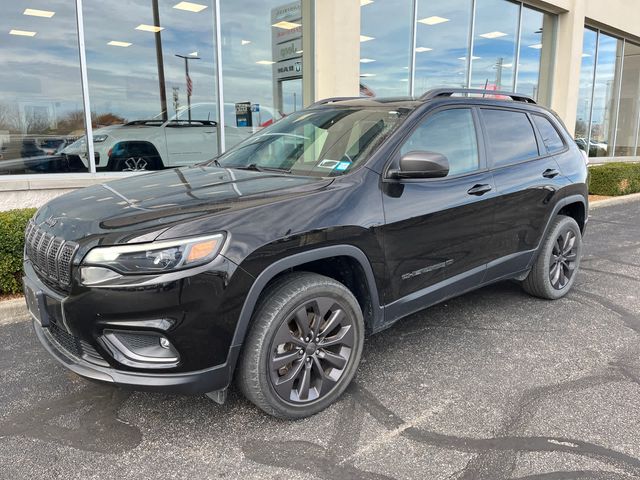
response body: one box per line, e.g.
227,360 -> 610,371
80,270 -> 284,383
418,16 -> 449,25
23,8 -> 55,18
173,2 -> 207,12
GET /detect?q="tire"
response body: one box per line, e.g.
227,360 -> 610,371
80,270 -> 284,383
237,272 -> 365,419
522,215 -> 583,300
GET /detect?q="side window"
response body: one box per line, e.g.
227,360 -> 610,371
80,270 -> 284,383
400,108 -> 479,176
532,115 -> 565,154
481,109 -> 539,167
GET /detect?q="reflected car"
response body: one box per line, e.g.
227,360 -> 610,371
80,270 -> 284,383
62,103 -> 283,172
575,137 -> 608,157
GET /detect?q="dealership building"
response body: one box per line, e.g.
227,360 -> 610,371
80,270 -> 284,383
1,0 -> 639,209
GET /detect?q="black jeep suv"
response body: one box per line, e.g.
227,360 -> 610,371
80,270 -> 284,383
23,89 -> 588,418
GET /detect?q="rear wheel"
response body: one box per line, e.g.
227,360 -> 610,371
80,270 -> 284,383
522,215 -> 582,299
237,272 -> 364,419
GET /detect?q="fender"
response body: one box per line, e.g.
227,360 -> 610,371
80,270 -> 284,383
224,245 -> 384,374
528,193 -> 588,268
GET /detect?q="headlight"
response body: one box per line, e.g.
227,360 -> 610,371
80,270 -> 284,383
81,233 -> 225,274
93,134 -> 108,143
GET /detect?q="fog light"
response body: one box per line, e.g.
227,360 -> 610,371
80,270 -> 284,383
99,329 -> 180,369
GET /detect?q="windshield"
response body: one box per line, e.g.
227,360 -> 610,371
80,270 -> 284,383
214,107 -> 408,177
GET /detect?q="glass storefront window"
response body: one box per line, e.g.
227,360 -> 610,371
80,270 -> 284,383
613,42 -> 640,156
516,6 -> 555,104
589,33 -> 622,158
220,0 -> 305,149
0,2 -> 88,175
359,0 -> 412,97
414,0 -> 471,93
82,0 -> 219,172
575,29 -> 597,154
470,0 -> 519,91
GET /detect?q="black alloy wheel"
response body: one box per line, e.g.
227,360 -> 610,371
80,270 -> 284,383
269,297 -> 354,403
522,214 -> 582,300
549,229 -> 578,290
237,272 -> 364,419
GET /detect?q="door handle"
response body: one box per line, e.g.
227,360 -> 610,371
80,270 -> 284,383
467,184 -> 492,196
542,168 -> 560,178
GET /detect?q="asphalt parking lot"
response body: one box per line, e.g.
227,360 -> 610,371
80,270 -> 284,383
1,199 -> 639,480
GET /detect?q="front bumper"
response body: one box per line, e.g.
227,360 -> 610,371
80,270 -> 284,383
33,319 -> 237,393
23,249 -> 253,394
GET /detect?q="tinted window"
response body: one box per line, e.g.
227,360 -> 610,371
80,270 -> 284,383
400,109 -> 479,176
532,115 -> 565,153
481,109 -> 539,167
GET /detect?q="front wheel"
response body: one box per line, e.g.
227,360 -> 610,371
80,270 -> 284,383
113,156 -> 159,172
237,272 -> 364,419
522,215 -> 583,300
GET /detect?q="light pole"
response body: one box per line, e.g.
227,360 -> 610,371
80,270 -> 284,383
175,53 -> 200,123
152,0 -> 167,121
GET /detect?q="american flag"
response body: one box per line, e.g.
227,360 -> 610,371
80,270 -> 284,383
186,74 -> 193,97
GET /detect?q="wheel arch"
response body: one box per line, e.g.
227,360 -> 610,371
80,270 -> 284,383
529,194 -> 587,268
106,140 -> 165,170
227,245 -> 383,372
558,199 -> 587,233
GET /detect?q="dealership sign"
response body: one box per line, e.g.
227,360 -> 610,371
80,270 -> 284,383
275,38 -> 302,62
271,1 -> 302,81
275,57 -> 302,80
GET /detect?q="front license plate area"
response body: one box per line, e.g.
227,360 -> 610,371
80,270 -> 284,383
23,280 -> 51,327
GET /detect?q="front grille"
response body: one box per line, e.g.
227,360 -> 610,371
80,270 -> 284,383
48,321 -> 106,365
25,220 -> 78,288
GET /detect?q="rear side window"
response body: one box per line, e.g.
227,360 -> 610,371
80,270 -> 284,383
400,108 -> 479,176
532,114 -> 565,153
481,109 -> 539,167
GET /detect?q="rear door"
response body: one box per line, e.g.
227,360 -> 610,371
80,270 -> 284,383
164,104 -> 218,166
480,108 -> 566,281
381,107 -> 497,311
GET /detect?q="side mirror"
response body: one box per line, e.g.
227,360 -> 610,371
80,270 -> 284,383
389,151 -> 450,179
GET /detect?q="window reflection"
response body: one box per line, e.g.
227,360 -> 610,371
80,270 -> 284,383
614,42 -> 640,156
590,33 -> 621,158
82,0 -> 219,171
470,0 -> 519,91
414,0 -> 471,92
359,0 -> 412,97
0,1 -> 88,175
221,0 -> 304,149
517,6 -> 554,104
575,29 -> 597,154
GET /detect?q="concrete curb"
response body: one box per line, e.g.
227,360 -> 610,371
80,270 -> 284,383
0,298 -> 28,326
590,192 -> 640,209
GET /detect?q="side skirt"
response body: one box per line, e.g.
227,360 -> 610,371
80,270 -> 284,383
375,250 -> 535,333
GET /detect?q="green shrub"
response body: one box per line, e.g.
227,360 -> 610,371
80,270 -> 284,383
589,162 -> 640,196
0,208 -> 37,295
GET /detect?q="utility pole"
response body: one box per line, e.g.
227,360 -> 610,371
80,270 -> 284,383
495,57 -> 504,90
152,0 -> 168,121
175,53 -> 201,123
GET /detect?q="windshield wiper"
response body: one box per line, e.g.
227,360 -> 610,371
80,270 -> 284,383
231,163 -> 291,174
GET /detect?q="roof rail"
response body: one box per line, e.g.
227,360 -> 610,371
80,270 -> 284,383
309,97 -> 362,107
420,88 -> 536,104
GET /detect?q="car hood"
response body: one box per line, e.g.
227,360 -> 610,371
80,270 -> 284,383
34,166 -> 333,243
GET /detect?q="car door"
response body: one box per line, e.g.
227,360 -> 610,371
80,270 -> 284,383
480,108 -> 567,282
381,106 -> 498,315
